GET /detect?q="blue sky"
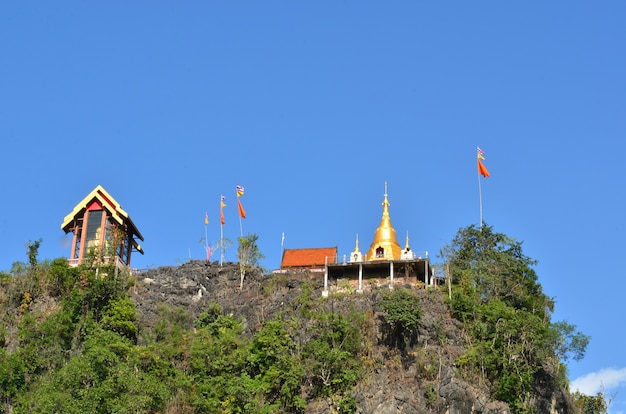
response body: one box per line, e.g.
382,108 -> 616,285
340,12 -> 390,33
2,2 -> 625,411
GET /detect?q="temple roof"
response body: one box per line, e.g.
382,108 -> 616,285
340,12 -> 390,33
61,185 -> 144,244
281,247 -> 337,269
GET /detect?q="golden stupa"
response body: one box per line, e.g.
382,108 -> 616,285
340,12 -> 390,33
365,183 -> 402,261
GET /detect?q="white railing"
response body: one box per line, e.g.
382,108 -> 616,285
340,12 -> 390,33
326,251 -> 429,265
67,255 -> 127,269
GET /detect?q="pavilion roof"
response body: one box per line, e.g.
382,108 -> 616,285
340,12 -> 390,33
61,185 -> 144,244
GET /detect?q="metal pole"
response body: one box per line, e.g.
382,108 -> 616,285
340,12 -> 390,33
220,222 -> 224,266
478,170 -> 483,228
205,218 -> 209,262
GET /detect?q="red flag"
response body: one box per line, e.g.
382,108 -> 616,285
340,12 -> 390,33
237,198 -> 247,219
478,159 -> 490,178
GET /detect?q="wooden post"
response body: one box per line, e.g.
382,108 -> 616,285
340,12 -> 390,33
447,263 -> 452,300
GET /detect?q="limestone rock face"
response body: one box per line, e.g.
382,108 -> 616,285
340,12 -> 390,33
132,261 -> 576,414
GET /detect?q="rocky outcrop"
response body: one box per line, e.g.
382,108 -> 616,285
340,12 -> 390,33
131,261 -> 574,414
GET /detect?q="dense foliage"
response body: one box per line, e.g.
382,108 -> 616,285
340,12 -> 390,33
442,224 -> 592,413
0,251 -> 367,413
0,226 -> 603,413
571,391 -> 610,414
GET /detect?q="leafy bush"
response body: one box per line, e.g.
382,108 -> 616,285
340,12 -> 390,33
101,297 -> 138,342
379,288 -> 421,349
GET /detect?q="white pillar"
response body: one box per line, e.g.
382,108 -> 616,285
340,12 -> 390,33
389,261 -> 394,290
357,263 -> 363,293
323,257 -> 329,297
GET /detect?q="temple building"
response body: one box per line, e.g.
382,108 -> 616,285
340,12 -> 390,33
322,183 -> 433,296
61,185 -> 144,268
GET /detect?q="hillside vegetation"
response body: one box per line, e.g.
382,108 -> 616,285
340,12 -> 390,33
0,225 -> 607,413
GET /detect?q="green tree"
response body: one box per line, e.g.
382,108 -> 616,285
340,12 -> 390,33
46,258 -> 80,297
302,310 -> 364,398
14,330 -> 170,414
247,319 -> 305,412
551,320 -> 590,363
25,239 -> 42,269
237,233 -> 265,289
189,312 -> 251,412
443,224 -> 551,318
79,264 -> 129,322
442,224 -> 589,412
0,348 -> 28,408
572,391 -> 609,414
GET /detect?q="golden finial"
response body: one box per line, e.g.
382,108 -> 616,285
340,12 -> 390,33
404,231 -> 410,250
354,234 -> 360,253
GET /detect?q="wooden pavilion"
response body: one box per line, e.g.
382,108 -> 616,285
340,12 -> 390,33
61,185 -> 144,268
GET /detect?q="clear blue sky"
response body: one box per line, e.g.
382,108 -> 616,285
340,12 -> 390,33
2,2 -> 625,411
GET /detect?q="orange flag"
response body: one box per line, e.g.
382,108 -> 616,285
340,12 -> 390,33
220,196 -> 226,225
237,198 -> 247,219
478,159 -> 490,178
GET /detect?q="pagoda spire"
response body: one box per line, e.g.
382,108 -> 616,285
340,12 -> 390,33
365,182 -> 401,261
401,230 -> 415,260
350,233 -> 362,262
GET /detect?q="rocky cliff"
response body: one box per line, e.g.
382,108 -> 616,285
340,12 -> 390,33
131,260 -> 575,414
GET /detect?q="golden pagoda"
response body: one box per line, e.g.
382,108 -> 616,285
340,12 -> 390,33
365,183 -> 402,261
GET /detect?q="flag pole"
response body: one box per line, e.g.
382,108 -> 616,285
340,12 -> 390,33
238,191 -> 243,238
476,146 -> 490,228
281,231 -> 285,266
205,212 -> 209,262
236,185 -> 246,238
219,225 -> 223,266
478,168 -> 483,228
220,196 -> 224,267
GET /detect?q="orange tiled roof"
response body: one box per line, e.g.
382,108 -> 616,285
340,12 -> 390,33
281,247 -> 337,269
